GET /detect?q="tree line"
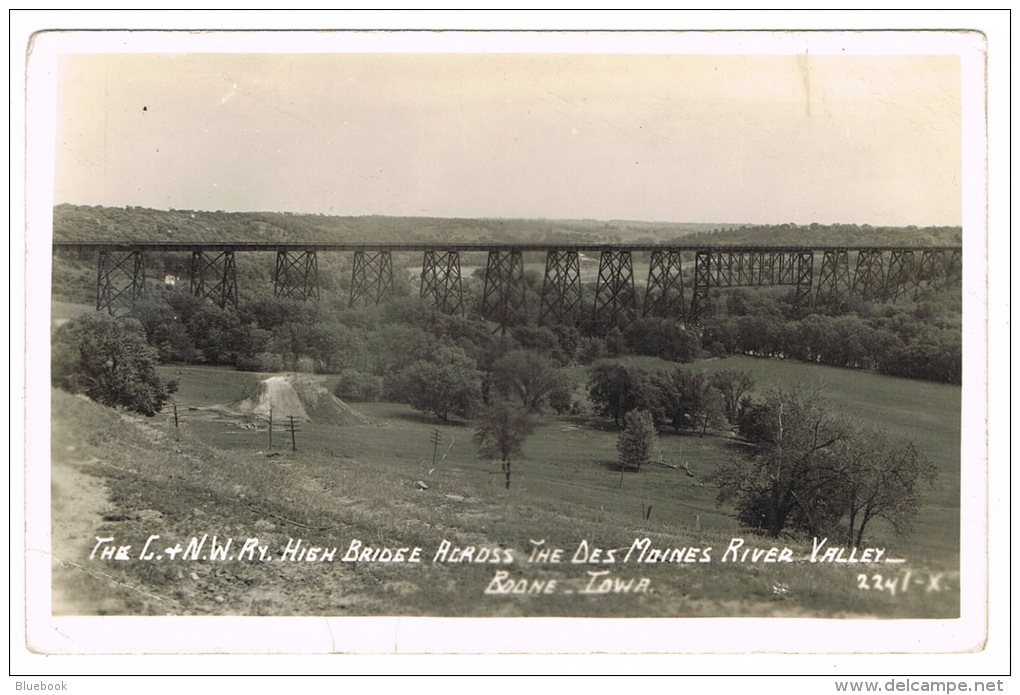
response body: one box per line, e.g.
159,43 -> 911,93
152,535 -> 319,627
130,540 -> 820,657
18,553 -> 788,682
699,288 -> 961,384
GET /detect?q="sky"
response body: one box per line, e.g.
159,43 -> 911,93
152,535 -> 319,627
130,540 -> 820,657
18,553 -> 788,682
48,36 -> 967,226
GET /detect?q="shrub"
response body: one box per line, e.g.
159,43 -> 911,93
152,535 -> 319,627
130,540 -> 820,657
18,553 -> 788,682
388,347 -> 483,421
52,312 -> 177,416
575,336 -> 608,365
334,370 -> 383,402
623,317 -> 700,363
236,352 -> 285,373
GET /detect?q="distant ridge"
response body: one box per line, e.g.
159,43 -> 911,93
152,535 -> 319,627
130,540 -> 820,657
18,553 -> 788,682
52,204 -> 960,248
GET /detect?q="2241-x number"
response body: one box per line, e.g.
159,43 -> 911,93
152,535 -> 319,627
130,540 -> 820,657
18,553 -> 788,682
857,571 -> 946,596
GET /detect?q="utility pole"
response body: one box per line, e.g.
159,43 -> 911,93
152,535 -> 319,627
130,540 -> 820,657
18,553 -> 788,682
430,429 -> 441,472
285,415 -> 300,452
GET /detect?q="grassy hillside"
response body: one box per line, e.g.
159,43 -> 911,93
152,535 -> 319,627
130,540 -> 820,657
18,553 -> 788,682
50,355 -> 960,619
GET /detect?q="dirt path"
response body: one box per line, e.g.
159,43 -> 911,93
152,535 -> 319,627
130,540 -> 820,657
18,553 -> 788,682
50,455 -> 111,613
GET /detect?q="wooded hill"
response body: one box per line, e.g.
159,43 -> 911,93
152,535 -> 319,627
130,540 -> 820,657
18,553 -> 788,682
52,204 -> 961,247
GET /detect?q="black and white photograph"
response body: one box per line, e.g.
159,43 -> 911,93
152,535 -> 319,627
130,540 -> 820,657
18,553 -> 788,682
15,16 -> 1003,668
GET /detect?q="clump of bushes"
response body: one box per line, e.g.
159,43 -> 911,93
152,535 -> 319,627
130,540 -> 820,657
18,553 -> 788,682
236,352 -> 286,372
52,313 -> 178,416
334,369 -> 383,402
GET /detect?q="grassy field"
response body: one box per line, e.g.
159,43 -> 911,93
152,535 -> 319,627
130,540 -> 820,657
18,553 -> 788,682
49,351 -> 961,619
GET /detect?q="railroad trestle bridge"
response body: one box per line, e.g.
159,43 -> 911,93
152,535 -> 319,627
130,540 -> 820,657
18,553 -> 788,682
53,242 -> 962,328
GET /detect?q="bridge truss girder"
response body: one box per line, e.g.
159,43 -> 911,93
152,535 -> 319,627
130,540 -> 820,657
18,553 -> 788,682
349,250 -> 393,308
688,249 -> 814,324
539,250 -> 582,326
593,249 -> 637,327
420,249 -> 464,315
274,249 -> 320,301
96,248 -> 145,315
480,249 -> 526,331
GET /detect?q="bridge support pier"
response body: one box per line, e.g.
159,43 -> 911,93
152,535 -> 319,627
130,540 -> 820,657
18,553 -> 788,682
792,251 -> 815,314
884,249 -> 916,302
852,250 -> 885,301
481,249 -> 526,331
688,251 -> 713,326
815,249 -> 851,308
593,249 -> 636,327
349,250 -> 393,307
948,249 -> 963,281
420,249 -> 463,315
274,249 -> 320,301
915,248 -> 962,296
539,250 -> 582,326
643,250 -> 686,321
96,248 -> 145,315
191,248 -> 239,308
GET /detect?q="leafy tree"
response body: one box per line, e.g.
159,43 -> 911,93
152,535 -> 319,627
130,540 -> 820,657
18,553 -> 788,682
185,304 -> 253,365
604,327 -> 626,357
879,331 -> 961,384
708,369 -> 756,423
692,387 -> 727,436
325,327 -> 368,373
127,298 -> 177,343
366,324 -> 440,376
550,324 -> 581,364
474,402 -> 535,489
709,390 -> 850,537
237,297 -> 298,332
699,317 -> 739,355
735,315 -> 780,357
150,320 -> 198,363
575,336 -> 608,365
653,368 -> 702,434
714,390 -> 939,543
333,369 -> 383,402
652,367 -> 725,435
735,396 -> 775,444
488,350 -> 573,414
510,325 -> 563,363
52,313 -> 178,416
831,428 -> 938,545
623,318 -> 700,363
587,364 -> 659,427
616,409 -> 657,472
388,347 -> 482,421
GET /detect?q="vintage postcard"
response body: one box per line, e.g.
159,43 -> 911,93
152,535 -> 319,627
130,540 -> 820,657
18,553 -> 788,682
18,23 -> 996,662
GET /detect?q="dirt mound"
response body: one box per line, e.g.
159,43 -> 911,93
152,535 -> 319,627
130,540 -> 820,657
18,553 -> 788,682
235,374 -> 369,425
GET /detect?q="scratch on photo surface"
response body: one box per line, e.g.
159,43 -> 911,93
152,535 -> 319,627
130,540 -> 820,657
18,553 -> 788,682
50,554 -> 183,608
